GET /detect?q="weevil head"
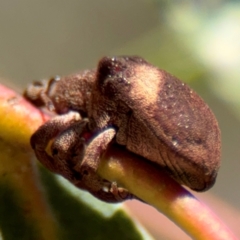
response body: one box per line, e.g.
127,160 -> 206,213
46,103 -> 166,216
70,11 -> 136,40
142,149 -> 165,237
24,69 -> 96,115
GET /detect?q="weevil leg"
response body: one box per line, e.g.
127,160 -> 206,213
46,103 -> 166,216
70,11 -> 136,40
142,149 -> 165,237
76,176 -> 134,203
50,120 -> 88,180
87,181 -> 135,203
30,111 -> 82,172
109,182 -> 134,201
74,127 -> 134,202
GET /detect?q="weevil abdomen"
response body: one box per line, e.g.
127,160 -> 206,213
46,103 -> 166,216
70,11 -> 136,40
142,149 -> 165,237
92,56 -> 221,191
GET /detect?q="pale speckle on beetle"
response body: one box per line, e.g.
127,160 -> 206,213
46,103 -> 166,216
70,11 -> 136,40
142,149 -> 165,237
24,56 -> 221,203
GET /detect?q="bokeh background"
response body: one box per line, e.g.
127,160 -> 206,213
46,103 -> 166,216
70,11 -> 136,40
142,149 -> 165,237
0,1 -> 239,239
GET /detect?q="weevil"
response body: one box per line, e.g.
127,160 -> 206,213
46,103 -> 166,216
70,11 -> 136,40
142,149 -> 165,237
24,56 -> 221,203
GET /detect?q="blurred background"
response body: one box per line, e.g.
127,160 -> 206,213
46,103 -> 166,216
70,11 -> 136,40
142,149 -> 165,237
0,0 -> 239,239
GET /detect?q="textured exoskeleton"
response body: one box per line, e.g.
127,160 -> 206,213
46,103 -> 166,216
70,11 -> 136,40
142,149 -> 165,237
25,56 -> 221,203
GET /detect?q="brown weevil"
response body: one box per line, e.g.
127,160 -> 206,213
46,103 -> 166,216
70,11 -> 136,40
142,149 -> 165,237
24,56 -> 221,203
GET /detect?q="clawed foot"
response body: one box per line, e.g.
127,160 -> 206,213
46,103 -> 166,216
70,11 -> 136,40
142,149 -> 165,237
109,182 -> 134,201
75,166 -> 134,203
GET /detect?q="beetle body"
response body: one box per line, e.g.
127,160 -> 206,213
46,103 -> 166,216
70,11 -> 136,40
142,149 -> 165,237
25,56 -> 221,203
89,56 -> 221,191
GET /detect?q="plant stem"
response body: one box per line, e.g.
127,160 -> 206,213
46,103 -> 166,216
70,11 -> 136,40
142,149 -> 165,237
98,144 -> 237,240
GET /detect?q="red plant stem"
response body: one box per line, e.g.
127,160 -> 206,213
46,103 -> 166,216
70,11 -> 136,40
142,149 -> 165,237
99,145 -> 237,240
